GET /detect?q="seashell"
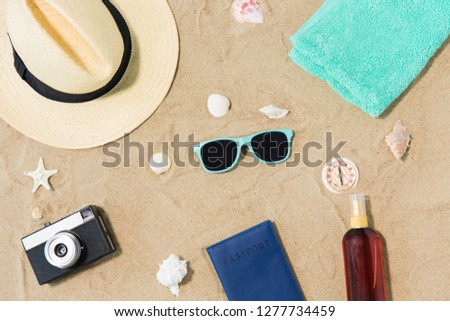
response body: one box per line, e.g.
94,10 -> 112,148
156,254 -> 188,297
231,0 -> 264,24
149,152 -> 171,175
385,120 -> 411,160
208,94 -> 230,117
31,207 -> 43,220
259,104 -> 289,119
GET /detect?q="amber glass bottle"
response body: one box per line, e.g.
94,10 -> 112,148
342,194 -> 386,301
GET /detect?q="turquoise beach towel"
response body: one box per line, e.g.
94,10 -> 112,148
289,0 -> 450,117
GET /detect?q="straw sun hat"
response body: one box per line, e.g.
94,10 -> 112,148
0,0 -> 179,149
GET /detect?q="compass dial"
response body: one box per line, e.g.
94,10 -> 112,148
322,158 -> 359,194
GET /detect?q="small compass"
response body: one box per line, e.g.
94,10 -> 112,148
322,158 -> 359,194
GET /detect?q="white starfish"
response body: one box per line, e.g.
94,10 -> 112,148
24,158 -> 59,193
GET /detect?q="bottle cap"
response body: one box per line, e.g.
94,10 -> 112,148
322,158 -> 359,194
350,194 -> 369,228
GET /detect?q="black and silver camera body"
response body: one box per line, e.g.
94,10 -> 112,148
21,205 -> 115,285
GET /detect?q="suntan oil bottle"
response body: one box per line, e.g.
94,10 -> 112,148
342,194 -> 386,301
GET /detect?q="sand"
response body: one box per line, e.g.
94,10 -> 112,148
0,0 -> 449,300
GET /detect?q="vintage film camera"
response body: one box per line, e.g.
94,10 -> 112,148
21,205 -> 115,285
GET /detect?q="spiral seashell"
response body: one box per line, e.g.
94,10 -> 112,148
385,120 -> 411,160
156,254 -> 188,296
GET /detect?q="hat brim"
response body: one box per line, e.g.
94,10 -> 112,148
0,0 -> 179,149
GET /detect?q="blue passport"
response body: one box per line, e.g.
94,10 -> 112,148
207,221 -> 304,301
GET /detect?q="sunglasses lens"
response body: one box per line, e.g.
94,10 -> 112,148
251,131 -> 290,163
200,140 -> 239,172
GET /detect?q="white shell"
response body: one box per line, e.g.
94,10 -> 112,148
156,254 -> 188,297
385,120 -> 411,160
208,94 -> 230,117
231,0 -> 264,24
149,153 -> 171,175
31,207 -> 43,220
259,105 -> 289,119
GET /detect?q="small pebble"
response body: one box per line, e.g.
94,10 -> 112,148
208,94 -> 230,117
149,153 -> 171,175
31,207 -> 43,220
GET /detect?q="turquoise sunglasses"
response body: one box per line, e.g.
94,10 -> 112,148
194,129 -> 294,174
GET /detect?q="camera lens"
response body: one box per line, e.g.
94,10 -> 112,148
54,243 -> 68,257
44,232 -> 82,269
